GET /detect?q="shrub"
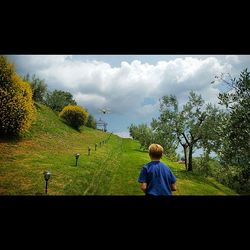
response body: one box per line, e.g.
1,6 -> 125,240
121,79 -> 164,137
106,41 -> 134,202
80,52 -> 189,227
0,56 -> 36,135
59,105 -> 89,129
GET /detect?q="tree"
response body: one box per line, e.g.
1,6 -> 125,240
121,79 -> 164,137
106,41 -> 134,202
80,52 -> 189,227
213,69 -> 250,192
86,114 -> 97,129
216,69 -> 250,164
129,123 -> 140,140
0,56 -> 36,135
151,118 -> 178,160
59,105 -> 89,129
128,123 -> 177,159
196,103 -> 229,157
45,90 -> 77,112
155,91 -> 223,171
23,74 -> 47,103
129,123 -> 154,150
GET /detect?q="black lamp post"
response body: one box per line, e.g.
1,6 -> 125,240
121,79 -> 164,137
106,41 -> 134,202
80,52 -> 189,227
75,153 -> 80,166
88,146 -> 91,156
95,143 -> 97,151
43,171 -> 51,194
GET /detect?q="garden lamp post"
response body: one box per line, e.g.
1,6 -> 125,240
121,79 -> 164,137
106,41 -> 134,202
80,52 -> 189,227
88,146 -> 91,156
75,153 -> 80,166
95,143 -> 97,151
43,171 -> 51,194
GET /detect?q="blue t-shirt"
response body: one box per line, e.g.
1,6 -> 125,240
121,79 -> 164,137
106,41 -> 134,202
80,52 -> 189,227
138,161 -> 176,196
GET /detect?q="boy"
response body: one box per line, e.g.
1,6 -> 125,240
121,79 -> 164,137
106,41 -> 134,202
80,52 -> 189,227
138,144 -> 177,196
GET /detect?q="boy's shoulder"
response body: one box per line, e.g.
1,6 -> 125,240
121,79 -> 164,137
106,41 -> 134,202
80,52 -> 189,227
144,160 -> 167,167
159,161 -> 170,168
143,162 -> 151,168
156,161 -> 172,171
143,161 -> 172,174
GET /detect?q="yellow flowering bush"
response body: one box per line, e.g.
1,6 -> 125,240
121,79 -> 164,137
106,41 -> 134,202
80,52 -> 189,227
0,56 -> 36,135
59,105 -> 89,129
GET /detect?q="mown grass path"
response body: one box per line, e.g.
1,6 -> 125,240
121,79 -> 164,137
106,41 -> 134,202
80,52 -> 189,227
0,104 -> 237,195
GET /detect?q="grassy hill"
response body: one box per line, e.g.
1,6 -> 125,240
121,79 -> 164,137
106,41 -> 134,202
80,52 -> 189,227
0,103 -> 237,195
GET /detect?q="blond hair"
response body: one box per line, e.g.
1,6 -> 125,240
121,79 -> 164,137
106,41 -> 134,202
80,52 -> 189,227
148,144 -> 164,159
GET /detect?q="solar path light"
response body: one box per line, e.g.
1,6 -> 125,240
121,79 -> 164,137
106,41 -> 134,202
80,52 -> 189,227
75,153 -> 80,166
95,143 -> 97,151
88,146 -> 91,156
43,171 -> 51,194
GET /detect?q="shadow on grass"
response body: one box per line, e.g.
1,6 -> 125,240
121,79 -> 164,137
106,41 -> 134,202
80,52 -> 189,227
0,134 -> 23,143
60,119 -> 82,133
176,170 -> 227,192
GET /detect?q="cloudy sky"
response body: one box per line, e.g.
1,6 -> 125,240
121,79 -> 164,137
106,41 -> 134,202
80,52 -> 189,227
9,55 -> 250,138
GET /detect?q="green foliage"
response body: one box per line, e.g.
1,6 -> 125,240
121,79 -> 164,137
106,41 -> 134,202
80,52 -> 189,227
128,123 -> 177,160
215,165 -> 250,194
45,90 -> 77,112
197,103 -> 229,156
217,69 -> 250,192
129,123 -> 153,150
128,123 -> 137,139
154,91 -> 223,171
192,153 -> 212,177
85,113 -> 97,129
130,91 -> 223,169
59,105 -> 89,129
0,56 -> 36,135
193,157 -> 249,194
219,70 -> 250,164
24,74 -> 48,102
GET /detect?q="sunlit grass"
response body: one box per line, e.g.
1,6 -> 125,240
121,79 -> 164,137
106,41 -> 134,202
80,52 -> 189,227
0,103 -> 237,195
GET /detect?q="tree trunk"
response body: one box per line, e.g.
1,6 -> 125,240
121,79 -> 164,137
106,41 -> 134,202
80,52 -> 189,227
187,145 -> 193,171
186,145 -> 189,168
184,147 -> 187,171
182,144 -> 188,171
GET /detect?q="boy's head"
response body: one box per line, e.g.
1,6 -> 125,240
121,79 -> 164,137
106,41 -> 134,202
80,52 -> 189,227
148,144 -> 164,160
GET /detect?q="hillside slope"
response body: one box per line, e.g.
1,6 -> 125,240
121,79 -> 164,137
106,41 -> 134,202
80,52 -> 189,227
0,103 -> 237,195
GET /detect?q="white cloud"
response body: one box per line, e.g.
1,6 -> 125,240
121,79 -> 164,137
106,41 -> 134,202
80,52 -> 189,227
225,55 -> 240,64
12,55 -> 71,72
136,102 -> 160,118
10,55 -> 250,131
74,93 -> 107,112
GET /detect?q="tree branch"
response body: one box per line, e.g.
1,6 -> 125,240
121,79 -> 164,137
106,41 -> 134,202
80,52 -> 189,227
181,132 -> 190,146
177,135 -> 185,147
198,114 -> 207,127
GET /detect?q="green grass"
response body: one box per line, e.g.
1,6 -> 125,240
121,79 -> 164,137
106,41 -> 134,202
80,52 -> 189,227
0,103 -> 237,195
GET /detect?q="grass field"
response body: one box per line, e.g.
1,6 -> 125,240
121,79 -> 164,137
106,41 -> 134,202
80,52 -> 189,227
0,103 -> 237,195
